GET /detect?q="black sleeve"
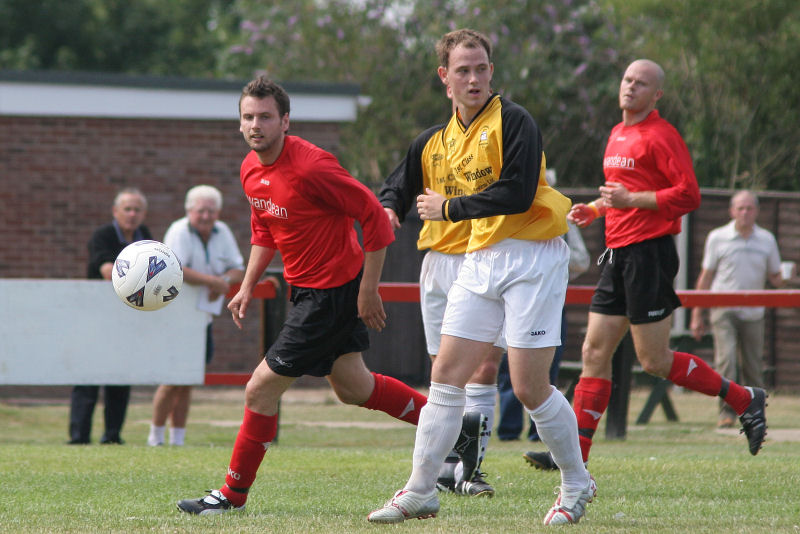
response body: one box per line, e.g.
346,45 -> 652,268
378,124 -> 443,223
86,224 -> 152,279
87,225 -> 117,279
447,101 -> 542,222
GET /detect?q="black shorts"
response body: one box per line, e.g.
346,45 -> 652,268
265,272 -> 369,377
590,234 -> 682,324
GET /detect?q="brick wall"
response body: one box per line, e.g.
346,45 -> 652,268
0,115 -> 342,375
3,112 -> 800,390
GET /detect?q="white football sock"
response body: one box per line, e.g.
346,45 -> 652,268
147,425 -> 165,446
169,426 -> 186,446
465,382 -> 496,452
527,386 -> 589,491
454,383 -> 497,481
405,382 -> 465,494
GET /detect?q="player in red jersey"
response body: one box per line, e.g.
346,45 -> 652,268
525,59 -> 767,473
176,77 -> 472,515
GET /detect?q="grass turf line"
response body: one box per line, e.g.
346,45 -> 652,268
1,387 -> 798,533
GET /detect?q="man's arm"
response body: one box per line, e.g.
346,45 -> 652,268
181,266 -> 245,301
647,128 -> 701,219
89,225 -> 139,280
227,244 -> 276,329
384,207 -> 401,230
358,248 -> 388,332
568,197 -> 608,228
223,268 -> 246,286
378,125 -> 441,220
98,262 -> 114,280
181,267 -> 230,295
443,104 -> 542,221
599,182 -> 659,210
768,270 -> 785,289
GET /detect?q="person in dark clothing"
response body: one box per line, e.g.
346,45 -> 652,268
68,187 -> 150,445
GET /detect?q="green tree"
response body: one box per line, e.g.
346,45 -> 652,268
218,0 -> 800,190
220,0 -> 623,187
608,0 -> 800,191
0,0 -> 238,76
4,0 -> 797,190
216,0 -> 447,185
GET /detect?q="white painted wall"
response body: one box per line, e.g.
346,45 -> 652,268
0,280 -> 208,385
0,81 -> 358,121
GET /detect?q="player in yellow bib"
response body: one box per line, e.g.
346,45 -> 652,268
369,29 -> 594,526
381,118 -> 501,497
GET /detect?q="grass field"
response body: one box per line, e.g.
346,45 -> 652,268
1,385 -> 798,533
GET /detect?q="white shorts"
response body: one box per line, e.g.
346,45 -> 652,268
441,238 -> 568,349
420,250 -> 506,355
419,251 -> 464,355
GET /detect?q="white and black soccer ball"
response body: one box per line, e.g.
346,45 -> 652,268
111,240 -> 183,311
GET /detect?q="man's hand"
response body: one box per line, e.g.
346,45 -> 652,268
599,181 -> 657,210
358,287 -> 387,332
690,309 -> 706,341
599,181 -> 632,208
417,188 -> 446,221
208,275 -> 231,301
227,289 -> 251,330
384,207 -> 401,230
568,203 -> 598,228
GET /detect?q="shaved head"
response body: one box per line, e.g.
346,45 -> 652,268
628,59 -> 665,90
619,58 -> 665,124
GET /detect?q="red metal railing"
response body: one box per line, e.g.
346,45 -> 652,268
204,281 -> 800,385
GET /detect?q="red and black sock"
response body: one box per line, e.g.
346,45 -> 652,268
219,406 -> 278,507
361,372 -> 427,425
668,352 -> 751,414
572,377 -> 612,463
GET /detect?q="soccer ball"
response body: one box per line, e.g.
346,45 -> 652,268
111,240 -> 183,311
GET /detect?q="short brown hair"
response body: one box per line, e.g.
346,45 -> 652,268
239,76 -> 291,117
435,29 -> 492,68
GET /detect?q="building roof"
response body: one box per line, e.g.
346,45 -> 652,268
0,70 -> 361,122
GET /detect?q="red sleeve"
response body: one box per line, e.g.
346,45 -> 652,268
652,126 -> 701,220
249,206 -> 275,248
298,152 -> 394,252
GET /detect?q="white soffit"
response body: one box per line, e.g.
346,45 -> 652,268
0,81 -> 358,122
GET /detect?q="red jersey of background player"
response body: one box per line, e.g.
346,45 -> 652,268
241,135 -> 394,289
602,109 -> 700,249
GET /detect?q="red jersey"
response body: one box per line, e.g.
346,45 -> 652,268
602,110 -> 700,248
241,136 -> 394,289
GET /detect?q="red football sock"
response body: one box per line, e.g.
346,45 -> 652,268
573,377 -> 612,463
667,351 -> 751,414
361,372 -> 427,425
219,406 -> 278,507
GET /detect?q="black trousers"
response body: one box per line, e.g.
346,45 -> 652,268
68,385 -> 130,443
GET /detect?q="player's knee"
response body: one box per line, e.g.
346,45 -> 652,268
470,361 -> 499,384
635,347 -> 673,377
244,373 -> 270,405
581,343 -> 610,370
331,379 -> 372,406
638,358 -> 660,376
334,388 -> 359,405
510,381 -> 540,409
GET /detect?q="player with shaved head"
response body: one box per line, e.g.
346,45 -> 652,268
524,59 -> 767,475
